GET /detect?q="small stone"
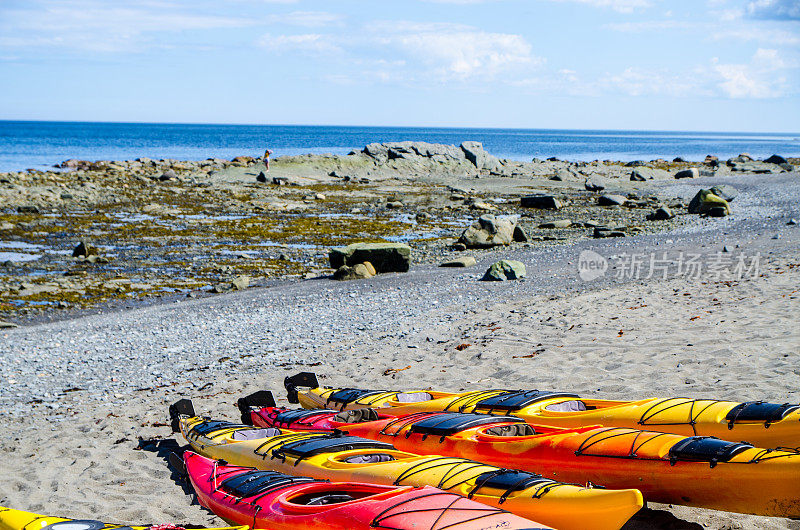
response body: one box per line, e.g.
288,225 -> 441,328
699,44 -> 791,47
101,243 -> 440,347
278,253 -> 289,261
470,201 -> 496,211
72,241 -> 99,258
159,169 -> 177,181
440,256 -> 477,268
584,179 -> 605,192
512,225 -> 529,242
598,194 -> 627,206
256,171 -> 268,183
520,195 -> 562,209
231,275 -> 250,291
646,206 -> 674,221
0,321 -> 19,329
452,243 -> 467,251
386,201 -> 403,209
481,259 -> 526,281
674,168 -> 699,179
707,206 -> 729,218
788,219 -> 798,225
362,261 -> 377,276
630,170 -> 647,181
723,245 -> 730,253
272,176 -> 289,186
538,219 -> 572,229
415,212 -> 432,222
314,193 -> 326,200
17,205 -> 40,214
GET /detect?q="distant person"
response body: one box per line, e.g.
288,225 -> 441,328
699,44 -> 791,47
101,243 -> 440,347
264,149 -> 273,172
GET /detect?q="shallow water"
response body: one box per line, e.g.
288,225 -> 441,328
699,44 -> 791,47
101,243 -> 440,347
2,120 -> 798,172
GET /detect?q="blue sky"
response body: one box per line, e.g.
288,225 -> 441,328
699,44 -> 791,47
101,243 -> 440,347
1,0 -> 798,131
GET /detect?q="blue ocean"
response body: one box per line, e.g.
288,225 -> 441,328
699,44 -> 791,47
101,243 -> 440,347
1,120 -> 799,173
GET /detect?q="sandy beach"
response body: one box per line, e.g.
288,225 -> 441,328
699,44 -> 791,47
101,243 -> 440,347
1,164 -> 799,530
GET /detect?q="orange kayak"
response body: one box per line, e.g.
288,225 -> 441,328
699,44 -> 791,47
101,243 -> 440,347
284,372 -> 800,448
239,395 -> 800,518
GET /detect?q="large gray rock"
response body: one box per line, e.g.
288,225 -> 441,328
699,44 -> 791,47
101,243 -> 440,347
520,195 -> 562,209
481,259 -> 526,281
329,242 -> 411,273
630,167 -> 666,181
461,141 -> 501,172
674,168 -> 699,179
458,215 -> 515,248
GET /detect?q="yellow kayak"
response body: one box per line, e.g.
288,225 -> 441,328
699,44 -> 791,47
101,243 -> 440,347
285,372 -> 800,448
170,400 -> 643,530
0,507 -> 246,530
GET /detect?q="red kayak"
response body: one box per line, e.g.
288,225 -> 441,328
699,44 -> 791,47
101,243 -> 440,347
183,451 -> 550,530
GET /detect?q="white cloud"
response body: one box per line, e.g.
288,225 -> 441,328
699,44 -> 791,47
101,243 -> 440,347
266,11 -> 344,28
0,0 -> 251,53
747,0 -> 800,20
546,0 -> 651,14
712,48 -> 793,98
384,24 -> 538,80
257,33 -> 341,55
598,67 -> 706,97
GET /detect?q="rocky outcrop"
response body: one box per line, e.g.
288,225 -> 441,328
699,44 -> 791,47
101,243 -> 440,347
360,141 -> 501,173
329,242 -> 411,273
458,215 -> 516,248
461,141 -> 502,172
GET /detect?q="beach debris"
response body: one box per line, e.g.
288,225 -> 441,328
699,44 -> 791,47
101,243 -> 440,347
520,194 -> 562,209
598,194 -> 627,206
688,189 -> 731,216
383,365 -> 411,376
481,259 -> 526,281
440,256 -> 477,268
458,214 -> 516,248
646,206 -> 674,221
539,219 -> 572,229
674,168 -> 699,179
330,242 -> 410,273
